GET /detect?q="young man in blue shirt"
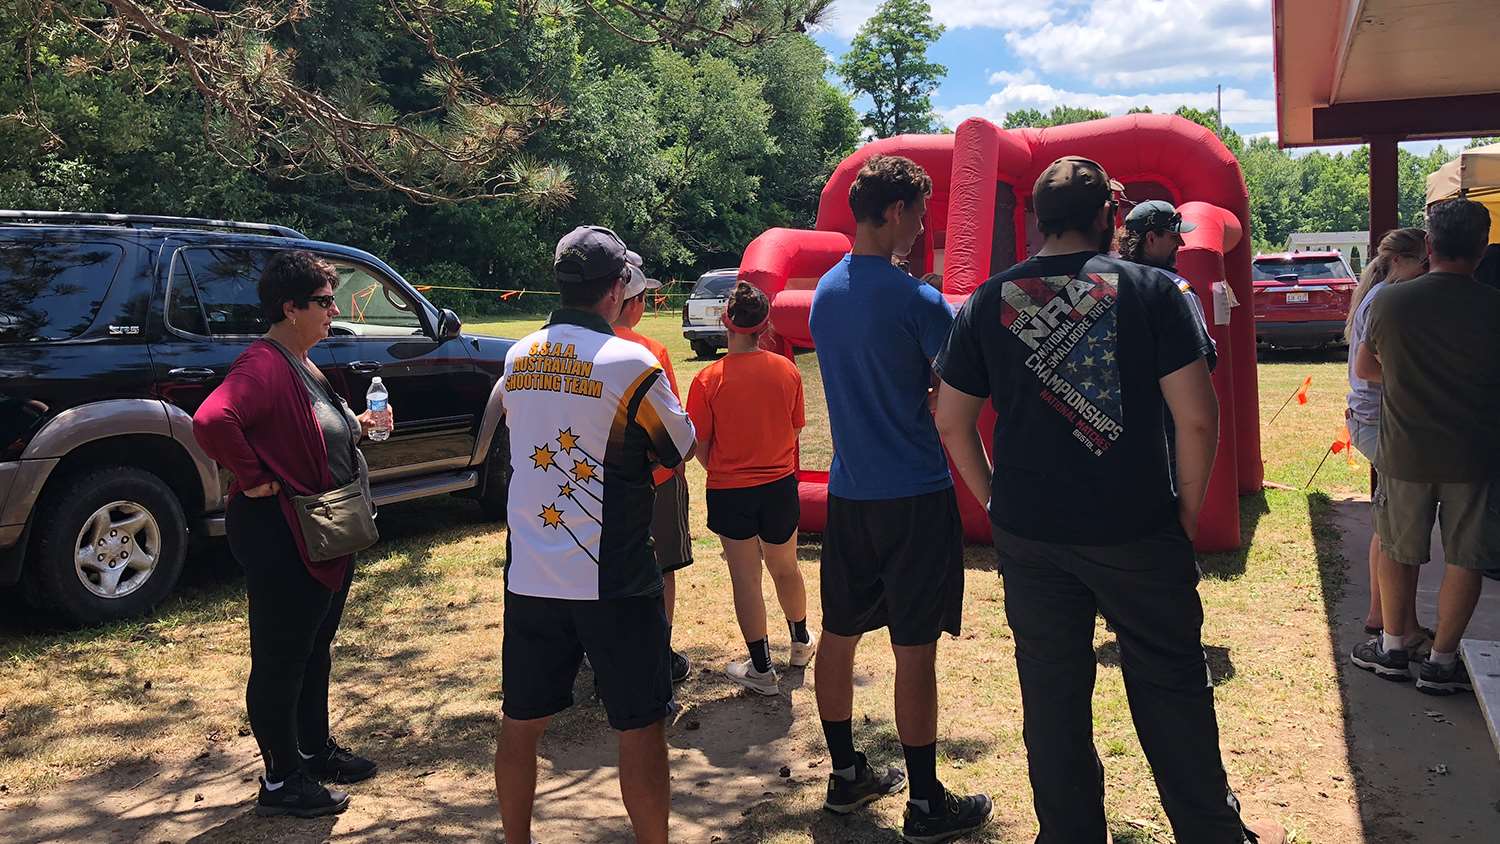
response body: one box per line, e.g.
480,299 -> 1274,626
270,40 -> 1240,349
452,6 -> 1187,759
809,154 -> 992,842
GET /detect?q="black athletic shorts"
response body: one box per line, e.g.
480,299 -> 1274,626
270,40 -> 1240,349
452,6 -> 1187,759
501,591 -> 671,731
652,470 -> 693,573
705,473 -> 800,544
820,487 -> 964,646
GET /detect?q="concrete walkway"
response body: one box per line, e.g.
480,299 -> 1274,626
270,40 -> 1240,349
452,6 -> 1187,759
1326,497 -> 1500,842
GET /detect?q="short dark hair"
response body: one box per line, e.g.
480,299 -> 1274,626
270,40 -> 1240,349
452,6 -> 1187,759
259,250 -> 339,324
849,155 -> 933,225
558,270 -> 624,309
726,281 -> 770,329
1427,199 -> 1492,262
1038,201 -> 1109,237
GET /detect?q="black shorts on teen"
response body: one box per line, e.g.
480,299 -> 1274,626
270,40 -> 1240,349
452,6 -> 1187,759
820,486 -> 965,646
705,473 -> 800,544
501,590 -> 671,731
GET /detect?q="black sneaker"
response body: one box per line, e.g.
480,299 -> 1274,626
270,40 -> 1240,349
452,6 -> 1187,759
823,752 -> 907,814
1350,638 -> 1410,681
304,738 -> 378,784
1416,657 -> 1473,696
670,650 -> 692,684
902,788 -> 993,844
255,769 -> 351,818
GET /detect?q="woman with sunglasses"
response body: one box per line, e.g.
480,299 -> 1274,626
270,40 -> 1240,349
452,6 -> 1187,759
194,250 -> 391,818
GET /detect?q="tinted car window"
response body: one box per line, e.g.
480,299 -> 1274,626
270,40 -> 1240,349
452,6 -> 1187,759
691,272 -> 737,298
1252,259 -> 1350,281
181,247 -> 274,336
0,241 -> 125,342
165,253 -> 209,336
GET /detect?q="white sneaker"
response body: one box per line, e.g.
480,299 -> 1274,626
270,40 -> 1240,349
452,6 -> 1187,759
789,631 -> 819,668
725,659 -> 780,696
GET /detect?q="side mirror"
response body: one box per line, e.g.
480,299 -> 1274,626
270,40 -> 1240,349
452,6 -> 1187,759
437,308 -> 463,341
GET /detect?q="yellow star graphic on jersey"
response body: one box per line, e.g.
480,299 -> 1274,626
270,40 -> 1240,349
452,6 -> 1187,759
558,482 -> 576,498
557,428 -> 580,452
531,444 -> 558,471
571,459 -> 597,483
538,503 -> 566,529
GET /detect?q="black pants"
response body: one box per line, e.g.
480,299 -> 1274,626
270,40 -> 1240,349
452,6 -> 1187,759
227,494 -> 353,782
994,522 -> 1251,844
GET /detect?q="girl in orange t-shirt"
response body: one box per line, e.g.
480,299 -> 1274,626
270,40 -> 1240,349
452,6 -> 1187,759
686,282 -> 813,696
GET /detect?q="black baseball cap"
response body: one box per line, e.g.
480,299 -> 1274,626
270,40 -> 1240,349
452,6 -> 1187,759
1125,199 -> 1197,234
1033,157 -> 1126,224
554,225 -> 639,284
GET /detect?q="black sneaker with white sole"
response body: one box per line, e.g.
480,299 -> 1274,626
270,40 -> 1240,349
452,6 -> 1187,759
1350,638 -> 1410,681
671,650 -> 692,684
902,788 -> 993,843
823,752 -> 907,814
1416,657 -> 1473,696
304,738 -> 378,784
255,769 -> 351,818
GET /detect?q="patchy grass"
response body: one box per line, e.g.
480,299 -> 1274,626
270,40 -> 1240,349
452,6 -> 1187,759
0,317 -> 1368,843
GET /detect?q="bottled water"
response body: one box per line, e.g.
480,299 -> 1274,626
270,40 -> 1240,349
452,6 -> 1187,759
366,377 -> 390,442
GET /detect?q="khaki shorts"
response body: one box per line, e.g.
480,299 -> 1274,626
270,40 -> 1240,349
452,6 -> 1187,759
1373,475 -> 1500,569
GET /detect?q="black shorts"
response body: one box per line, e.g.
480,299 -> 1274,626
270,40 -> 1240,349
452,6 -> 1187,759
705,473 -> 800,544
501,591 -> 671,731
820,487 -> 965,646
652,470 -> 693,573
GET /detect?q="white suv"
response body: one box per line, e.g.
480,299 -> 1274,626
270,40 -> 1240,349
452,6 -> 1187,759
680,268 -> 737,358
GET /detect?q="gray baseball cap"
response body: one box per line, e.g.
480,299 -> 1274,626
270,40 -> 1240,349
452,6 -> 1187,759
622,264 -> 662,299
554,225 -> 636,284
1125,200 -> 1197,234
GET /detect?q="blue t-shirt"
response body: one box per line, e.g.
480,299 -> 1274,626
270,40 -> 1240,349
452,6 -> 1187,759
809,254 -> 955,500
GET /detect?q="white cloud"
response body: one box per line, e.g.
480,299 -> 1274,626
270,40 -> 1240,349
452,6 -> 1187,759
1004,0 -> 1271,88
821,0 -> 1054,39
987,68 -> 1038,86
941,81 -> 1275,128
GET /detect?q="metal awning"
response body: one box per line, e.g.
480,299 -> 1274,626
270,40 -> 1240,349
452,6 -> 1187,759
1273,0 -> 1500,147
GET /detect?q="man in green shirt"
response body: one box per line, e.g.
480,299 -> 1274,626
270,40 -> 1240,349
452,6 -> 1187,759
1350,198 -> 1500,695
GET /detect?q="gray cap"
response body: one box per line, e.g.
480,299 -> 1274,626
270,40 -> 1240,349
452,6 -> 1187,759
1124,200 -> 1197,234
622,264 -> 662,299
554,225 -> 632,284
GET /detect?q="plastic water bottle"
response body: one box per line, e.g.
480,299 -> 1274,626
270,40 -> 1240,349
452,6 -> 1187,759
366,377 -> 390,442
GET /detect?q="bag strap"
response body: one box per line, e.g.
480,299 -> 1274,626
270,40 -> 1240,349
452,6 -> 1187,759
264,338 -> 362,463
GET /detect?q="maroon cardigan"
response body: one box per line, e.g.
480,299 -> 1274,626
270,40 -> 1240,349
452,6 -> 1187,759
192,339 -> 352,590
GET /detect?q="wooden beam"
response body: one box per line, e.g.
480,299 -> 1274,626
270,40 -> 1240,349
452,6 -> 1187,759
1313,93 -> 1500,141
1369,136 -> 1399,249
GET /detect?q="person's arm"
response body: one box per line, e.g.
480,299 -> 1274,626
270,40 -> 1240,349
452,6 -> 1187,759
935,382 -> 992,509
1354,341 -> 1382,383
1160,358 -> 1218,540
1356,296 -> 1385,382
192,363 -> 279,497
638,367 -> 696,467
685,376 -> 714,468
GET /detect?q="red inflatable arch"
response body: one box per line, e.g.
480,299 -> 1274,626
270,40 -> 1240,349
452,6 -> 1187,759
739,114 -> 1261,553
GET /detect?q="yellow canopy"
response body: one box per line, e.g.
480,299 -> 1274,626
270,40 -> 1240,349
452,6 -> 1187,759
1426,142 -> 1500,242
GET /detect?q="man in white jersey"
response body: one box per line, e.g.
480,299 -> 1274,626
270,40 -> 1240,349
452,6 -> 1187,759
493,225 -> 696,844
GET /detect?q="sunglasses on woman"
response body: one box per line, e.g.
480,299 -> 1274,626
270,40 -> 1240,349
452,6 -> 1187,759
302,295 -> 337,309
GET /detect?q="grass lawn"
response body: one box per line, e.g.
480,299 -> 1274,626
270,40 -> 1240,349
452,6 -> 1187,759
0,313 -> 1370,842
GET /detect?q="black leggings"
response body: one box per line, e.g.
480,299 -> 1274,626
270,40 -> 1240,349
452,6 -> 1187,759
227,494 -> 353,783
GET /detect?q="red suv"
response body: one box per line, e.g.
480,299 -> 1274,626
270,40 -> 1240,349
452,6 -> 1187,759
1252,251 -> 1357,349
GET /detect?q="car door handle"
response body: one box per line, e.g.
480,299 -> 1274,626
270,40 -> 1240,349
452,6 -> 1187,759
168,367 -> 216,381
350,360 -> 383,375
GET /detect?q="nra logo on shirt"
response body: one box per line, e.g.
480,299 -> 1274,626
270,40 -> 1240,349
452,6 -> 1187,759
999,273 -> 1116,350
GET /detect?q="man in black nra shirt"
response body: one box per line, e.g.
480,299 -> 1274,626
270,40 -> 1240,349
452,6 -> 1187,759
933,157 -> 1285,844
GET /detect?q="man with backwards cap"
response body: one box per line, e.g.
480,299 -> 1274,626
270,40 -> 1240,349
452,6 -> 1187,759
492,226 -> 696,844
933,158 -> 1285,843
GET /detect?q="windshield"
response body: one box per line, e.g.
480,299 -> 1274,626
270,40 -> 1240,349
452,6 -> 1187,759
691,272 -> 737,298
1252,259 -> 1350,281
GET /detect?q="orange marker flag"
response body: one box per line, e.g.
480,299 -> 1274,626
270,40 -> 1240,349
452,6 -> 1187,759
1331,424 -> 1357,467
1295,375 -> 1313,405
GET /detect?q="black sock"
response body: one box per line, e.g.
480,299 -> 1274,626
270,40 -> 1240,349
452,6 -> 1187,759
822,719 -> 857,773
747,637 -> 772,673
903,743 -> 940,806
788,617 -> 810,644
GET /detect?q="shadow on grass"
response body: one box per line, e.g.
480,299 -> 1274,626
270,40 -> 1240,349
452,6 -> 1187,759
1197,491 -> 1272,581
1095,640 -> 1236,686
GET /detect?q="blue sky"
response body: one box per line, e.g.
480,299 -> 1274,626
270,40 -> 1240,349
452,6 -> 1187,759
811,0 -> 1463,156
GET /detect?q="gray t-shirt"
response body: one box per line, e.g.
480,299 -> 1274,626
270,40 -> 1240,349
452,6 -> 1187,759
1346,281 -> 1385,424
291,361 -> 359,488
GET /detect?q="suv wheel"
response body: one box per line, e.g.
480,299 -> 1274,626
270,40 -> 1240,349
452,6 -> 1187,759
479,427 -> 511,523
25,467 -> 189,626
690,339 -> 716,359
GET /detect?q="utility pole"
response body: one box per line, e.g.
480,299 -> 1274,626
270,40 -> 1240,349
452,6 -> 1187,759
1216,84 -> 1224,137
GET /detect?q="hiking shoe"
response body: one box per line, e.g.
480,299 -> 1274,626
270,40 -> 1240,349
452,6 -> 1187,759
790,631 -> 819,668
255,769 -> 351,818
1245,818 -> 1287,844
822,752 -> 907,814
1350,638 -> 1410,681
725,659 -> 779,696
901,788 -> 993,843
1416,657 -> 1473,696
304,738 -> 378,784
670,650 -> 692,684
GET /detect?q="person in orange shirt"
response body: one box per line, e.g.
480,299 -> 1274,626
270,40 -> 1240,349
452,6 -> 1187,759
614,263 -> 694,685
686,282 -> 814,696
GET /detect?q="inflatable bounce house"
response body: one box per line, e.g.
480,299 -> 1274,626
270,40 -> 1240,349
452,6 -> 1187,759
739,114 -> 1261,553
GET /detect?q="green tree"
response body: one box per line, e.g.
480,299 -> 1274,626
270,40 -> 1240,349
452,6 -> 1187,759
836,0 -> 947,138
1002,105 -> 1109,129
1172,106 -> 1243,156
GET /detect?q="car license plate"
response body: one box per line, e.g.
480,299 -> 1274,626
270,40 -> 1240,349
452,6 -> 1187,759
706,305 -> 723,317
1286,291 -> 1309,304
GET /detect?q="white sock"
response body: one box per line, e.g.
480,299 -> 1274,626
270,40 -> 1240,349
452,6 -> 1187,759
1429,649 -> 1456,666
1382,632 -> 1405,653
262,776 -> 284,791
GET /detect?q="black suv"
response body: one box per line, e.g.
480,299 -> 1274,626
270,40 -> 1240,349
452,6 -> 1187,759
0,211 -> 514,625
